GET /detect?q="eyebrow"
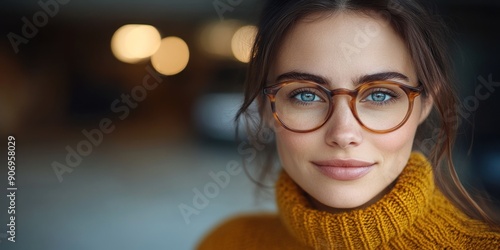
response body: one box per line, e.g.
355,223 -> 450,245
356,72 -> 410,84
275,71 -> 329,85
275,71 -> 410,86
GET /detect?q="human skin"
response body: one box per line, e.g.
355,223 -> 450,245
266,11 -> 433,212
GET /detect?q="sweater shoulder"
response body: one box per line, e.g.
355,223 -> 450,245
196,213 -> 305,250
405,190 -> 500,248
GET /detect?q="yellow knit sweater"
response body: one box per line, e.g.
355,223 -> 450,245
197,152 -> 500,249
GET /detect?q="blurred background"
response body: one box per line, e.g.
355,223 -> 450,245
0,0 -> 498,249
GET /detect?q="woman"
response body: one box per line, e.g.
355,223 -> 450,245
198,0 -> 500,249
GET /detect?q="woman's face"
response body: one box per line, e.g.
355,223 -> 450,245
268,12 -> 432,210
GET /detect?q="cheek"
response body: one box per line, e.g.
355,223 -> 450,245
274,129 -> 315,167
373,106 -> 422,157
275,131 -> 301,159
374,126 -> 415,154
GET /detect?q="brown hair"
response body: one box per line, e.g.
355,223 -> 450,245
235,0 -> 499,229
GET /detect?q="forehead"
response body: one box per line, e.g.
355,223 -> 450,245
271,11 -> 416,86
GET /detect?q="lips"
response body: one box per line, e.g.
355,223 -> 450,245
312,159 -> 375,181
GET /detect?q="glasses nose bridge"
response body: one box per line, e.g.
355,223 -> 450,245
324,87 -> 360,123
326,88 -> 358,109
328,87 -> 358,99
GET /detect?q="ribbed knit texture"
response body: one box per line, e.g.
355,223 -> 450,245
197,152 -> 500,249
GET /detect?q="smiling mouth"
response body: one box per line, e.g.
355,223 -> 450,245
312,159 -> 375,181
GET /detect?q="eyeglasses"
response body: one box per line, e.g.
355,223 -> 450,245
263,80 -> 423,133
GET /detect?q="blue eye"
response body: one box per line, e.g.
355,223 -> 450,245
367,91 -> 392,102
293,92 -> 321,102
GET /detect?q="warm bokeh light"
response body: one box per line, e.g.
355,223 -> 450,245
198,20 -> 243,59
151,36 -> 190,76
231,25 -> 258,63
111,24 -> 162,64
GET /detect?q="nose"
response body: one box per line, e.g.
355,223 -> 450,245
324,96 -> 363,148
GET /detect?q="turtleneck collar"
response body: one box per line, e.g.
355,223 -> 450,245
276,152 -> 435,249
